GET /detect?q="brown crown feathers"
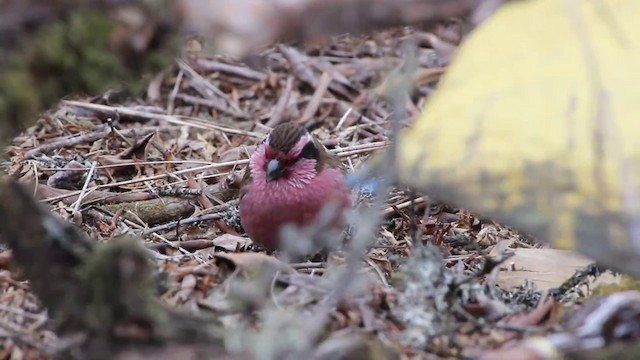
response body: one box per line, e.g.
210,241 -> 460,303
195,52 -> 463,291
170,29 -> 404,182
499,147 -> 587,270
240,123 -> 343,189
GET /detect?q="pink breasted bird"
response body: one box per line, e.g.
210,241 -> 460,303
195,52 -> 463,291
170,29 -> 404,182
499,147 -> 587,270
239,123 -> 351,249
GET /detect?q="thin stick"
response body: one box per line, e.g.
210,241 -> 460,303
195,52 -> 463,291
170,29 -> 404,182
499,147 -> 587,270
38,159 -> 218,171
62,101 -> 262,138
383,197 -> 426,216
138,212 -> 224,236
335,107 -> 353,130
298,72 -> 332,124
177,59 -> 245,116
72,161 -> 97,211
24,127 -> 156,159
195,58 -> 267,82
150,233 -> 207,264
167,68 -> 184,115
266,76 -> 295,128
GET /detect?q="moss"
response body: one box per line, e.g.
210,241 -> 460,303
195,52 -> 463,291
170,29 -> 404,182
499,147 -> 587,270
0,9 -> 176,142
592,275 -> 640,297
388,271 -> 405,289
0,70 -> 41,136
17,11 -> 131,105
74,235 -> 169,339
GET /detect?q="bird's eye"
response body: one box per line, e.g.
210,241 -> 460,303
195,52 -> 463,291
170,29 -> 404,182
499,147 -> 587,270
298,141 -> 320,160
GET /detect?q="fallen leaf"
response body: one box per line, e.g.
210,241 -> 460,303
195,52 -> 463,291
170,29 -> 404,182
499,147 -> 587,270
212,234 -> 250,252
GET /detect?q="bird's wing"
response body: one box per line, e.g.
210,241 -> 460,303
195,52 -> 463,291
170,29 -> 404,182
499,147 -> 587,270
313,137 -> 347,173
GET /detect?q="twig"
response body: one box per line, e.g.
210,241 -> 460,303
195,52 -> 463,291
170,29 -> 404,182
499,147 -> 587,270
195,58 -> 267,82
71,161 -> 97,211
175,93 -> 229,111
147,239 -> 216,254
137,213 -> 224,236
36,184 -> 154,205
24,127 -> 156,159
335,107 -> 353,130
298,72 -> 332,124
383,197 -> 426,216
30,160 -> 40,197
279,45 -> 319,88
177,59 -> 246,117
150,233 -> 207,264
364,257 -> 390,287
333,141 -> 390,157
266,76 -> 295,128
63,101 -> 263,138
310,60 -> 357,100
167,68 -> 184,115
39,159 -> 219,171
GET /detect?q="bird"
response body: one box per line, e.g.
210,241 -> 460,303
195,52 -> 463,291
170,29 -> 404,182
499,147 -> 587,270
238,123 -> 351,250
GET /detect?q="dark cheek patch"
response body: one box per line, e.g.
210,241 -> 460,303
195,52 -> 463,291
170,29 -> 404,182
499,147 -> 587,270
298,141 -> 320,160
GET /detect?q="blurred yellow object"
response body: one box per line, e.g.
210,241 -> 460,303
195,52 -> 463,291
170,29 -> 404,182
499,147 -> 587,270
397,0 -> 640,276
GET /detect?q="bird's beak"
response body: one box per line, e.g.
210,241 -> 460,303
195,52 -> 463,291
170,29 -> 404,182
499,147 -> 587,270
266,159 -> 284,182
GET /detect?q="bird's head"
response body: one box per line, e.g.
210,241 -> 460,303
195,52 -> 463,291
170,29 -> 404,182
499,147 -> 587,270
250,123 -> 325,187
